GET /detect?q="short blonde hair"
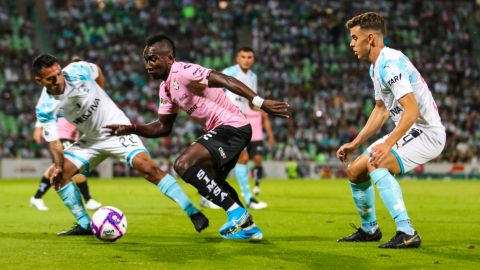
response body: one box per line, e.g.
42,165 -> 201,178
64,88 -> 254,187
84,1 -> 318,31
346,12 -> 386,37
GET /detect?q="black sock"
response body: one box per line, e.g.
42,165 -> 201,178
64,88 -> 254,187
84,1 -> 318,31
253,166 -> 263,187
182,165 -> 236,211
76,181 -> 92,202
34,176 -> 51,199
220,181 -> 245,209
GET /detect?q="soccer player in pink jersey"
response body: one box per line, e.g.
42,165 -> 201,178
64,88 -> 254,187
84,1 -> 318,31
31,117 -> 102,211
245,106 -> 275,196
105,34 -> 289,239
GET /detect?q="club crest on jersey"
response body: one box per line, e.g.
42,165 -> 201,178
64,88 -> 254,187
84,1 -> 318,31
174,78 -> 179,90
78,82 -> 90,93
387,73 -> 402,87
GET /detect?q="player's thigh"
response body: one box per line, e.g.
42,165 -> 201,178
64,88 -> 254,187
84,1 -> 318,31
64,139 -> 105,177
366,151 -> 402,175
174,142 -> 216,177
347,152 -> 371,184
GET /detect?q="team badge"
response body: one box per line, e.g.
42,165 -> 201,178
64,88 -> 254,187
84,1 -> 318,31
160,98 -> 167,107
174,78 -> 179,90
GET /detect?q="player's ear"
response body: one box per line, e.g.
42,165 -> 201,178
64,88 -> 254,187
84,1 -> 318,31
167,52 -> 175,64
35,76 -> 43,86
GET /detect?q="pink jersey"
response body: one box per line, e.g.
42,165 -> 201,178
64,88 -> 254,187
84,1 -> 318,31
246,106 -> 264,141
157,62 -> 249,132
57,117 -> 79,141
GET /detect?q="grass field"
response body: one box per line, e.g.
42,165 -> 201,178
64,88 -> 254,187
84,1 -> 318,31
0,178 -> 479,269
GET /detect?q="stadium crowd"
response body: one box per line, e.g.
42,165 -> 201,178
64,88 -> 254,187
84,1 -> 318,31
1,0 -> 479,167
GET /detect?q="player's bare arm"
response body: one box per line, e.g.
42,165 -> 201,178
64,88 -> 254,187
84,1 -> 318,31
369,93 -> 420,165
47,139 -> 65,189
262,112 -> 275,147
208,71 -> 289,118
337,99 -> 389,162
103,113 -> 178,138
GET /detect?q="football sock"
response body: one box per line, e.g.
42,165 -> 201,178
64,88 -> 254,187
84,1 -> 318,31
76,180 -> 92,202
181,165 -> 236,211
253,166 -> 263,187
157,174 -> 198,217
56,182 -> 90,229
396,219 -> 415,235
370,168 -> 413,235
235,164 -> 253,204
350,181 -> 377,234
220,180 -> 245,208
34,176 -> 51,199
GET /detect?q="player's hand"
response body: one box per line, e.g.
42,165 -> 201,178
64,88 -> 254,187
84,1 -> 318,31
268,136 -> 275,148
369,143 -> 391,166
261,100 -> 289,118
336,142 -> 360,163
33,127 -> 43,144
49,164 -> 64,190
102,125 -> 134,136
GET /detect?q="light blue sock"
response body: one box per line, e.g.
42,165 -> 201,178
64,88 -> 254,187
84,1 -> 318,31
158,174 -> 199,217
56,182 -> 90,229
235,164 -> 253,204
350,181 -> 378,234
370,168 -> 414,235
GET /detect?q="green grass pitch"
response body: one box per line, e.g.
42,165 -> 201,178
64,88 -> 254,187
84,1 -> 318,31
0,178 -> 479,269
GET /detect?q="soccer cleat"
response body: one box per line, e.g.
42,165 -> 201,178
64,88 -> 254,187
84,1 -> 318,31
199,197 -> 221,209
337,223 -> 382,242
219,207 -> 252,235
253,186 -> 261,196
222,225 -> 263,240
30,197 -> 49,211
57,223 -> 93,236
85,199 -> 102,210
379,231 -> 422,249
247,198 -> 267,210
190,211 -> 209,233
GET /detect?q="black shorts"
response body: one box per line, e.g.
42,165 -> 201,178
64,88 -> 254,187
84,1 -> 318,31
60,139 -> 75,150
247,141 -> 265,157
196,124 -> 252,172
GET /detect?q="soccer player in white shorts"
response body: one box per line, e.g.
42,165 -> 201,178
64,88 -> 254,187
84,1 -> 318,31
33,54 -> 208,236
336,12 -> 446,249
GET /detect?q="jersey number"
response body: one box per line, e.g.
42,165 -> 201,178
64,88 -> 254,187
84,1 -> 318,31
119,135 -> 138,148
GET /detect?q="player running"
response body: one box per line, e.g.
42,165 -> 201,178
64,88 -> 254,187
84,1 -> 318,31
34,54 -> 208,236
31,117 -> 102,211
199,47 -> 270,210
104,34 -> 289,239
336,12 -> 446,248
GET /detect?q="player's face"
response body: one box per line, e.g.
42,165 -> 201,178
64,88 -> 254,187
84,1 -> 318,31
35,62 -> 65,95
349,26 -> 371,60
143,45 -> 174,80
236,51 -> 254,71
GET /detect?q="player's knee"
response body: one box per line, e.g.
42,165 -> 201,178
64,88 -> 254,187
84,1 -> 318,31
347,164 -> 360,182
173,157 -> 192,177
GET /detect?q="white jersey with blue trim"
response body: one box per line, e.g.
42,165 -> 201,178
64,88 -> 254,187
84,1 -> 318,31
222,64 -> 257,114
370,47 -> 443,130
35,61 -> 131,142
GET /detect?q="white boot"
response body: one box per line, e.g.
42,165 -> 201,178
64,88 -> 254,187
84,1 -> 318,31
30,197 -> 49,211
85,199 -> 102,210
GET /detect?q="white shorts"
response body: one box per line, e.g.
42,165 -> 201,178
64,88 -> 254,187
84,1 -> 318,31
64,135 -> 149,175
365,127 -> 446,174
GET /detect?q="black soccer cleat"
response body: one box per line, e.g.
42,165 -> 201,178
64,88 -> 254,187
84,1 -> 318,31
190,211 -> 209,233
57,223 -> 93,236
337,223 -> 382,242
379,231 -> 422,249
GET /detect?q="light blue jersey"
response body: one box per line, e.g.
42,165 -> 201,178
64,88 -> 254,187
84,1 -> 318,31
35,61 -> 130,142
370,47 -> 443,130
222,64 -> 257,114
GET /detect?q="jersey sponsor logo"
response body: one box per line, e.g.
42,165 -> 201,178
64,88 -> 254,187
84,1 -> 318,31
389,106 -> 403,116
186,104 -> 198,115
79,82 -> 90,93
179,93 -> 188,102
387,73 -> 402,87
174,78 -> 179,90
72,98 -> 100,124
160,98 -> 168,107
218,147 -> 226,159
